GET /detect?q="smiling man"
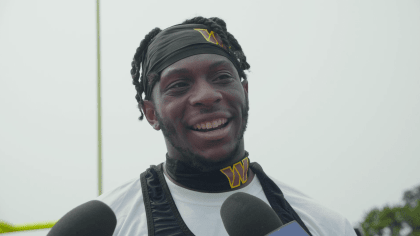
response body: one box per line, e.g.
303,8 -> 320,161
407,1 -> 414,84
146,53 -> 249,176
95,16 -> 357,236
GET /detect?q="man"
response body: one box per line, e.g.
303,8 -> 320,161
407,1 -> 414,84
96,16 -> 357,235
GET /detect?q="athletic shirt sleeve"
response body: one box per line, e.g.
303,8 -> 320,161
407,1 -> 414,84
94,177 -> 148,236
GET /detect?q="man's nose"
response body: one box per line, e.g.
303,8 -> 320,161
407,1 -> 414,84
189,80 -> 222,107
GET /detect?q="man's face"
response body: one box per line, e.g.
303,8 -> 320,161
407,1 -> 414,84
144,54 -> 249,172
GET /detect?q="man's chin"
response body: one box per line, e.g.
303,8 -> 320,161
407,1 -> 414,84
161,117 -> 246,172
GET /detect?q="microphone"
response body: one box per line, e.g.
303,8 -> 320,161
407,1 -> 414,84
220,192 -> 310,236
47,200 -> 117,236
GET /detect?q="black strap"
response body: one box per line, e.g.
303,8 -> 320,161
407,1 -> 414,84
249,162 -> 313,236
141,164 -> 194,236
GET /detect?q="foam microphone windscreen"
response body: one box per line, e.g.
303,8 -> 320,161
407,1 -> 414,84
220,192 -> 283,236
47,200 -> 116,236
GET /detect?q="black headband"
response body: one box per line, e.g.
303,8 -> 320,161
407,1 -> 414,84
141,23 -> 241,99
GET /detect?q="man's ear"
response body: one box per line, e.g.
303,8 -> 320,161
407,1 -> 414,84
242,79 -> 248,94
141,100 -> 160,130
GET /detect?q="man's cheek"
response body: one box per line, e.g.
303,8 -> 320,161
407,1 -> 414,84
176,123 -> 184,131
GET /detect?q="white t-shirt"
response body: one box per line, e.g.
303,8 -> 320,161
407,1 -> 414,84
96,163 -> 357,236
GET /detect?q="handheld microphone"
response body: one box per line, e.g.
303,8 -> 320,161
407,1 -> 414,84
47,200 -> 116,236
220,192 -> 310,236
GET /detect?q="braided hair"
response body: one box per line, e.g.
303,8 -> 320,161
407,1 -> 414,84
130,16 -> 251,121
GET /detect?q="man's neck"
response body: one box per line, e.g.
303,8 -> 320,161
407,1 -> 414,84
162,155 -> 255,193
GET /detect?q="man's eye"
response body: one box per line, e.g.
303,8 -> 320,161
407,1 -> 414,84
170,75 -> 232,90
216,75 -> 233,81
171,82 -> 189,89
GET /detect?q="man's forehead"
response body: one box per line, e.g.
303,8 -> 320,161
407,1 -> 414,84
161,55 -> 234,80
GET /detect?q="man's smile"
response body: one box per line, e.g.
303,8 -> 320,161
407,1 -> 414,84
188,118 -> 233,141
190,117 -> 229,132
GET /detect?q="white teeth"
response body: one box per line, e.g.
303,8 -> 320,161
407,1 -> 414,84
194,118 -> 228,130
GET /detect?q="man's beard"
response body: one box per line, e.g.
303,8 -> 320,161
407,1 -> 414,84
155,95 -> 249,172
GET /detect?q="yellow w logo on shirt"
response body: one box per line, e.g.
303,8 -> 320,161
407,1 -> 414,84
220,157 -> 250,189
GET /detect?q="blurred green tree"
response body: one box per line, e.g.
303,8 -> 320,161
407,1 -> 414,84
403,185 -> 420,209
358,185 -> 420,236
400,199 -> 420,236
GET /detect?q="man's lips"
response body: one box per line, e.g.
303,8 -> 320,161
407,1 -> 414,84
187,112 -> 231,129
189,119 -> 233,141
188,118 -> 232,131
189,118 -> 231,131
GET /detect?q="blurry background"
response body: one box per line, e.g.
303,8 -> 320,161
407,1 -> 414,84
0,0 -> 419,235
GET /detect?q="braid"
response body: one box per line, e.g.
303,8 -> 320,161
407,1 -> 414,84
130,27 -> 162,120
209,17 -> 250,79
182,17 -> 250,80
209,17 -> 227,32
131,17 -> 251,121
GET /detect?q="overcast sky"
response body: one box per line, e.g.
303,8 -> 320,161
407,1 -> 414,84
1,0 -> 419,235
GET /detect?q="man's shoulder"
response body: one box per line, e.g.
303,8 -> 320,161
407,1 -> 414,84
93,176 -> 150,235
266,174 -> 356,236
95,177 -> 143,215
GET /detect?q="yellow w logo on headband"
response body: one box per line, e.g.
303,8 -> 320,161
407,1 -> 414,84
194,28 -> 224,48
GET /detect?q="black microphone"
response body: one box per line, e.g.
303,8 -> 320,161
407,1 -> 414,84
47,200 -> 116,236
220,192 -> 310,236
